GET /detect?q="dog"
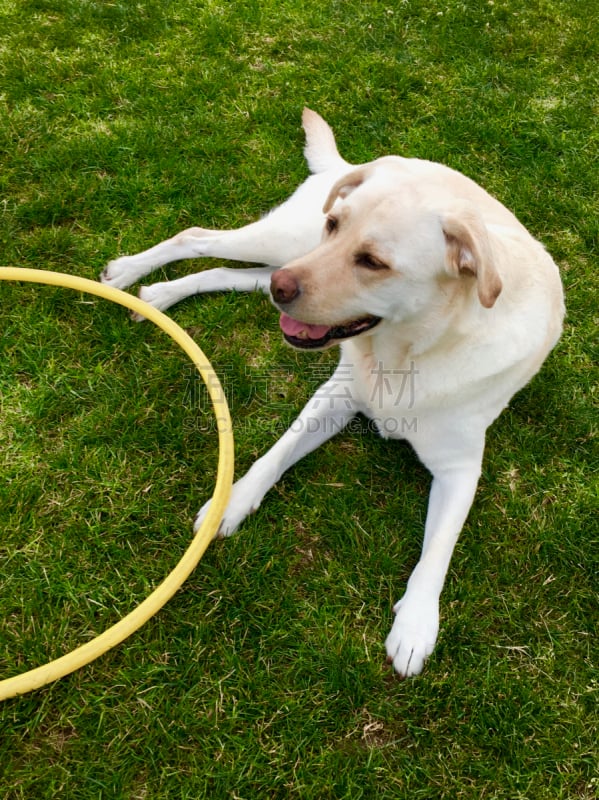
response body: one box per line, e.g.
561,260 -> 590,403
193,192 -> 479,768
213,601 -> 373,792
101,108 -> 564,677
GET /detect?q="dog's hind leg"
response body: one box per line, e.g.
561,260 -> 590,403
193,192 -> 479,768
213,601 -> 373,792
131,266 -> 275,319
102,109 -> 351,292
101,222 -> 287,292
100,166 -> 341,292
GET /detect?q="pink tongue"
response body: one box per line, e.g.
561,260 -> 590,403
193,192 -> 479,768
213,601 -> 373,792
279,313 -> 331,340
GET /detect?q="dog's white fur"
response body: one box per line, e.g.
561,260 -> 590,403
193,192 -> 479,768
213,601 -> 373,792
102,109 -> 564,677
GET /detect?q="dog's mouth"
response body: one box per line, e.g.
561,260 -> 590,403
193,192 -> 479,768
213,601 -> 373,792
279,313 -> 382,350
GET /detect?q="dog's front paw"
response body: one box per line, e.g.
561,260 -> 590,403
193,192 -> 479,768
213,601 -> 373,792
384,593 -> 439,678
194,498 -> 241,538
101,256 -> 140,290
194,476 -> 264,537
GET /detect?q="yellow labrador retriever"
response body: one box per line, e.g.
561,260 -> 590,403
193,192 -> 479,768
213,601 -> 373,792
102,109 -> 564,677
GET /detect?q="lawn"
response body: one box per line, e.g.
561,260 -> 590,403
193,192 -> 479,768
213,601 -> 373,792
0,0 -> 597,797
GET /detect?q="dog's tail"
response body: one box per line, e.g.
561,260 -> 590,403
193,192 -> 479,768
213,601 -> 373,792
302,108 -> 351,174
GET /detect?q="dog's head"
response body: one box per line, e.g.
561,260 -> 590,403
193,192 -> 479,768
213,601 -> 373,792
271,158 -> 502,351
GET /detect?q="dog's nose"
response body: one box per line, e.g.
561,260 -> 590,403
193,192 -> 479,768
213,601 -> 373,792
271,269 -> 300,305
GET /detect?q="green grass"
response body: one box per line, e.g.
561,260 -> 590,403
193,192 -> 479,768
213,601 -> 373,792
0,0 -> 597,797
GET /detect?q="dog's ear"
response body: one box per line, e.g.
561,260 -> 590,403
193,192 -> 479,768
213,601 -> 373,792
323,166 -> 371,213
442,204 -> 502,308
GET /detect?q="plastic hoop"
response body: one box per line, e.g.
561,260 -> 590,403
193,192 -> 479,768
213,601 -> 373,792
0,267 -> 234,700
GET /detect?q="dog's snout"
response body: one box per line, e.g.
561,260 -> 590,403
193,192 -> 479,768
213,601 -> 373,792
271,269 -> 300,305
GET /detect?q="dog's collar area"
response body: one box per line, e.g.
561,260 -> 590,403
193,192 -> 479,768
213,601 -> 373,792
279,312 -> 382,349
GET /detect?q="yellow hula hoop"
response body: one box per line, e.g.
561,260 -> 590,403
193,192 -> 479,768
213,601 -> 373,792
0,267 -> 234,701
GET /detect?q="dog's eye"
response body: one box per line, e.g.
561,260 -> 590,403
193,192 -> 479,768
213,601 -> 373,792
355,252 -> 389,271
325,216 -> 338,234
